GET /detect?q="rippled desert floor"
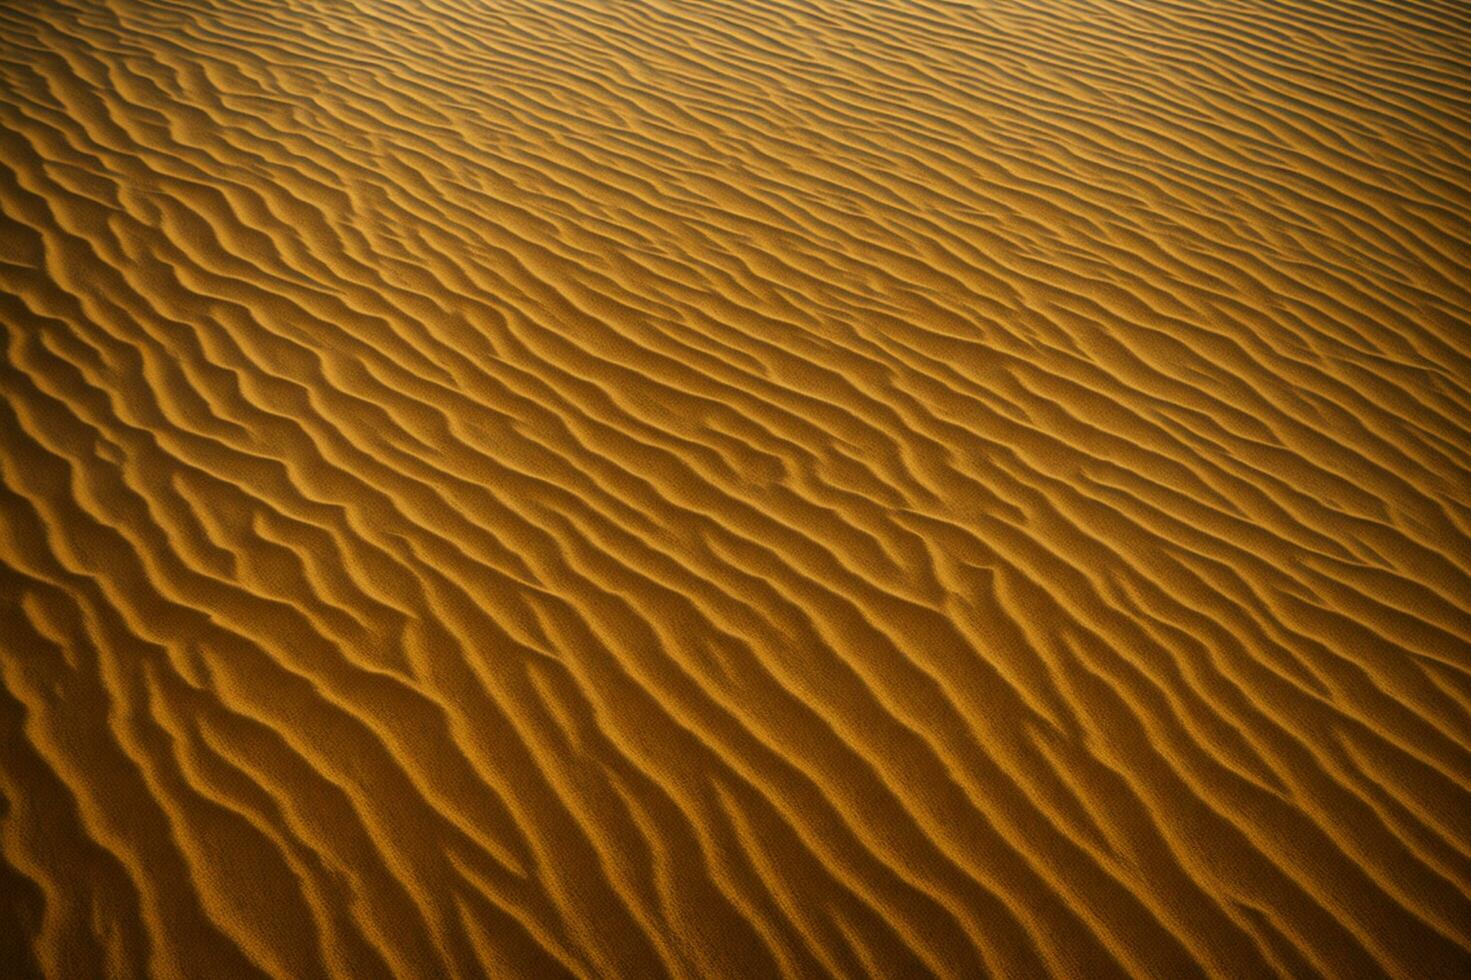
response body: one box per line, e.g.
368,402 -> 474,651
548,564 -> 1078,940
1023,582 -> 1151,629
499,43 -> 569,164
2,0 -> 1470,977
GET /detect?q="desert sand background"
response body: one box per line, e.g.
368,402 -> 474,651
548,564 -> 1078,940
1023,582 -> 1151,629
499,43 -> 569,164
1,0 -> 1470,977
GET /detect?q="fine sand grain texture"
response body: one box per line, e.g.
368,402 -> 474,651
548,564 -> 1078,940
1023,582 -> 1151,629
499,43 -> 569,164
2,0 -> 1470,977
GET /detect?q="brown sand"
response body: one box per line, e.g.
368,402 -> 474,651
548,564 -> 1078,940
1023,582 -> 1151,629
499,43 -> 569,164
1,0 -> 1469,976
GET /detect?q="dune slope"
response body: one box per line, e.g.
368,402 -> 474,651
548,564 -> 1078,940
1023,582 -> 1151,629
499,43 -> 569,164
2,0 -> 1470,976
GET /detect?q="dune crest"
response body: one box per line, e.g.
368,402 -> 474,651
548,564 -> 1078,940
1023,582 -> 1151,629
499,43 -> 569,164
2,0 -> 1470,976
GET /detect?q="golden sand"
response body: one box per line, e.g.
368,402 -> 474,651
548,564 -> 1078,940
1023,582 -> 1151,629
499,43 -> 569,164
2,0 -> 1469,976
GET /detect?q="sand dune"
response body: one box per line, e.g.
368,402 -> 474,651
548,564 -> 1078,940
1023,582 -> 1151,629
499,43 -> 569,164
1,0 -> 1469,976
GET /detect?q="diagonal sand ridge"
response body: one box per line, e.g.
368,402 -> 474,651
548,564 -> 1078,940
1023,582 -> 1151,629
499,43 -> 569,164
1,0 -> 1470,976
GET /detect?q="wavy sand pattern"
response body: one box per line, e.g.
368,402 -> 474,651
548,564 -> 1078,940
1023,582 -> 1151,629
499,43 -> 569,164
2,0 -> 1470,976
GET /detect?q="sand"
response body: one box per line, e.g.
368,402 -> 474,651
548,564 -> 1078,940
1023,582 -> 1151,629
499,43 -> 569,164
1,0 -> 1469,976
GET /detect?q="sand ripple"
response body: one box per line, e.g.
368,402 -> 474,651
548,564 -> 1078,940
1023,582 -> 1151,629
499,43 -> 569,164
2,0 -> 1470,976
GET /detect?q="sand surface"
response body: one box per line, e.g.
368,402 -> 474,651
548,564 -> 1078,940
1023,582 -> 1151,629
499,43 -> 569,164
2,0 -> 1470,977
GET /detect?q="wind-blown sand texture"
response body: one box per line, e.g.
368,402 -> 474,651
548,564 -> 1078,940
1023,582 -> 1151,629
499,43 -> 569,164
1,0 -> 1469,976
